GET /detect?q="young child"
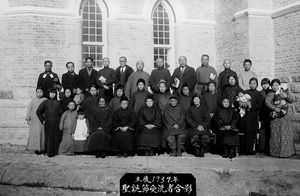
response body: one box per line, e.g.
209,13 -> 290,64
154,81 -> 171,112
60,88 -> 73,112
108,84 -> 124,112
111,96 -> 136,157
85,96 -> 112,158
130,78 -> 150,113
58,101 -> 77,155
186,95 -> 211,157
214,97 -> 239,158
178,84 -> 192,113
25,87 -> 47,154
74,87 -> 85,108
136,94 -> 163,156
163,95 -> 186,156
73,109 -> 89,153
36,88 -> 63,157
81,85 -> 99,124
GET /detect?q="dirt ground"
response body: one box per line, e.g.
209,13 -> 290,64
0,144 -> 299,196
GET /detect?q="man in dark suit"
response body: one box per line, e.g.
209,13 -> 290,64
61,62 -> 79,94
37,60 -> 61,98
171,56 -> 197,95
96,57 -> 115,101
115,56 -> 134,89
78,57 -> 99,93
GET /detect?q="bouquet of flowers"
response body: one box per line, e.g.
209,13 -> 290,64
236,92 -> 251,117
270,89 -> 289,119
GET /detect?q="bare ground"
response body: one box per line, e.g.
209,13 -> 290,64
0,144 -> 299,196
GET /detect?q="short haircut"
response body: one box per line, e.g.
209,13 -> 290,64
65,62 -> 74,68
97,96 -> 106,103
44,60 -> 52,66
36,86 -> 44,92
201,54 -> 209,59
243,59 -> 252,65
261,78 -> 271,86
119,56 -> 127,61
85,57 -> 94,62
68,100 -> 76,106
77,109 -> 85,116
249,77 -> 258,85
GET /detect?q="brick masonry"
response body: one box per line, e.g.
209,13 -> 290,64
0,0 -> 299,148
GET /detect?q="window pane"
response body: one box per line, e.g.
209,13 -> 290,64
152,3 -> 171,67
81,0 -> 103,67
83,35 -> 88,41
82,45 -> 103,68
90,28 -> 95,34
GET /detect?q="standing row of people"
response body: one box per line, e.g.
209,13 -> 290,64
25,55 -> 296,159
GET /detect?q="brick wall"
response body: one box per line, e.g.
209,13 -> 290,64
273,0 -> 300,150
273,9 -> 300,78
8,0 -> 69,8
175,25 -> 216,69
215,0 -> 249,73
107,19 -> 153,73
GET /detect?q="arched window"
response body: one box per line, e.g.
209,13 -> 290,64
81,0 -> 104,68
152,1 -> 173,68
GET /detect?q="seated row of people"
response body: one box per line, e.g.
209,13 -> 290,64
27,75 -> 296,159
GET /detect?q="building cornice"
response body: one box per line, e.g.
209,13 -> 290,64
272,2 -> 300,19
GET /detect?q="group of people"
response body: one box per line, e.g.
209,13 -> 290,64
25,54 -> 296,159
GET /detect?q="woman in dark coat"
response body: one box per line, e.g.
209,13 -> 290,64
163,95 -> 187,157
178,84 -> 192,113
111,96 -> 136,157
60,88 -> 73,113
240,78 -> 263,155
214,97 -> 239,158
36,89 -> 63,157
136,94 -> 163,156
202,80 -> 221,117
81,85 -> 98,124
186,94 -> 211,157
222,75 -> 243,106
108,85 -> 124,112
85,96 -> 112,158
130,78 -> 150,114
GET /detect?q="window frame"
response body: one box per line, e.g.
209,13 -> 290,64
152,0 -> 175,70
80,0 -> 108,70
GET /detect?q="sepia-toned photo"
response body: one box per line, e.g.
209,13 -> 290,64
0,0 -> 299,195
